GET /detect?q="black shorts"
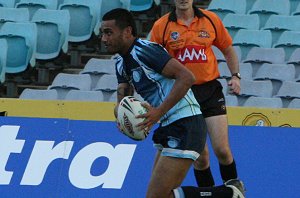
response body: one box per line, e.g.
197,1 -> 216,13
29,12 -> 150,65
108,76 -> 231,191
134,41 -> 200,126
152,115 -> 207,161
191,79 -> 227,118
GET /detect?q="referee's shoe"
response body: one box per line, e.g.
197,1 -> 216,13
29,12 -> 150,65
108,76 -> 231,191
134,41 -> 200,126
225,179 -> 246,198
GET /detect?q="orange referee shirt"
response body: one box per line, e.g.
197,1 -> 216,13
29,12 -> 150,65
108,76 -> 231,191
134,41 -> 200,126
150,7 -> 232,85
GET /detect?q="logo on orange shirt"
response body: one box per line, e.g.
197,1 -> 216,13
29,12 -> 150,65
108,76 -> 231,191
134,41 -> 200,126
198,30 -> 210,38
170,31 -> 180,40
175,45 -> 208,64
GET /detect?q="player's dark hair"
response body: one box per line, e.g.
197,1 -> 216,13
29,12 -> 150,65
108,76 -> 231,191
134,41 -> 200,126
102,8 -> 137,37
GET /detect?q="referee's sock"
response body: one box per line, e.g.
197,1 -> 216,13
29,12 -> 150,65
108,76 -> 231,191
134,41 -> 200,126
219,159 -> 238,182
173,185 -> 233,198
194,167 -> 215,187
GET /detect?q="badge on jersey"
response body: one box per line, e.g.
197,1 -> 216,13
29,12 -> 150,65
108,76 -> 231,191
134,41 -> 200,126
170,31 -> 180,41
198,30 -> 210,38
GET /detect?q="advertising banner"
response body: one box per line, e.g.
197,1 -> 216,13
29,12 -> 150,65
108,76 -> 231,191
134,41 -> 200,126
0,117 -> 300,197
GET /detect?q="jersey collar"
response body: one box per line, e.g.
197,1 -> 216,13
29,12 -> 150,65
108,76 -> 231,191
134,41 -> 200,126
121,38 -> 139,57
168,6 -> 205,22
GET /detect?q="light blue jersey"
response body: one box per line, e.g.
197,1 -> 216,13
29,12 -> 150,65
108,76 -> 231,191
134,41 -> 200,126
115,39 -> 201,126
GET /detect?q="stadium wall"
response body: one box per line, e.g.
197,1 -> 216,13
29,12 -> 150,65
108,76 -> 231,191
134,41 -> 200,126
0,98 -> 300,127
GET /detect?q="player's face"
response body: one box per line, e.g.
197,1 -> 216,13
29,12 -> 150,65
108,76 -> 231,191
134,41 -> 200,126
174,0 -> 193,10
101,20 -> 125,54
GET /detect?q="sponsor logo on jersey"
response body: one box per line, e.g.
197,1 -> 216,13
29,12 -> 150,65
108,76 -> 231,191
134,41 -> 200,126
176,45 -> 208,64
170,31 -> 180,41
167,136 -> 180,148
198,30 -> 210,38
133,70 -> 142,82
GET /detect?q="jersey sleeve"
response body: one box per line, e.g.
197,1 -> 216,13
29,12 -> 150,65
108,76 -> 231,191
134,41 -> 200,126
149,16 -> 168,45
115,57 -> 128,84
210,12 -> 233,51
136,41 -> 172,73
149,22 -> 162,44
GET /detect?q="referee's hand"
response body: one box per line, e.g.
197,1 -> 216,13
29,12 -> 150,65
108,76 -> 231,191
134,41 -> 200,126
228,77 -> 241,95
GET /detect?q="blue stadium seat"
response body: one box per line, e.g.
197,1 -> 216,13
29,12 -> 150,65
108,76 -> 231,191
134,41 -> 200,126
59,0 -> 101,42
48,73 -> 92,99
64,90 -> 105,102
225,95 -> 239,106
218,62 -> 231,79
287,48 -> 300,77
248,0 -> 290,28
15,0 -> 58,20
212,46 -> 242,63
93,74 -> 118,92
263,15 -> 300,45
233,29 -> 272,60
0,7 -> 30,29
243,47 -> 286,75
0,39 -> 7,83
207,0 -> 246,19
94,74 -> 118,101
80,58 -> 116,89
238,79 -> 273,105
292,1 -> 300,15
0,22 -> 37,73
223,13 -> 259,38
19,88 -> 58,100
31,9 -> 70,60
243,96 -> 283,108
0,0 -> 16,7
57,0 -> 63,8
253,63 -> 295,95
290,0 -> 300,14
273,31 -> 300,61
245,0 -> 256,13
217,62 -> 253,80
239,63 -> 253,80
275,81 -> 300,107
129,0 -> 153,11
288,98 -> 300,108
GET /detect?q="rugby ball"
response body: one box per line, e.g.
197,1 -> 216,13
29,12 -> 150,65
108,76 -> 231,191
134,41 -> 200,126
117,96 -> 149,141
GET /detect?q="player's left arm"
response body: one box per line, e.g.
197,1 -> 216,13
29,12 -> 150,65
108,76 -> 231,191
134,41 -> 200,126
137,58 -> 195,129
221,45 -> 241,94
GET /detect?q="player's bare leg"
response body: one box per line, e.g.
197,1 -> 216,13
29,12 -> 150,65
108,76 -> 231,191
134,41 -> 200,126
146,154 -> 193,198
206,115 -> 233,165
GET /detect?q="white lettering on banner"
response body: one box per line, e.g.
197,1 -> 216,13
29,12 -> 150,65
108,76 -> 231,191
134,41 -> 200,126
0,125 -> 25,184
69,143 -> 136,189
0,125 -> 137,189
20,140 -> 74,185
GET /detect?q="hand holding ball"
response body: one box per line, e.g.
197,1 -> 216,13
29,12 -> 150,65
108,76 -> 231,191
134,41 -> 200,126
117,96 -> 149,141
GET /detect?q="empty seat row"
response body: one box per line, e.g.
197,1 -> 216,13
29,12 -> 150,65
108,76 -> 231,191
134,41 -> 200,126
225,95 -> 300,109
20,76 -> 300,108
20,69 -> 118,101
220,62 -> 299,80
19,89 -> 117,102
231,29 -> 300,61
223,14 -> 300,41
0,0 -> 156,40
0,0 -> 156,11
0,10 -> 70,77
0,39 -> 7,83
214,47 -> 300,71
219,78 -> 300,106
208,0 -> 300,20
47,72 -> 117,99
